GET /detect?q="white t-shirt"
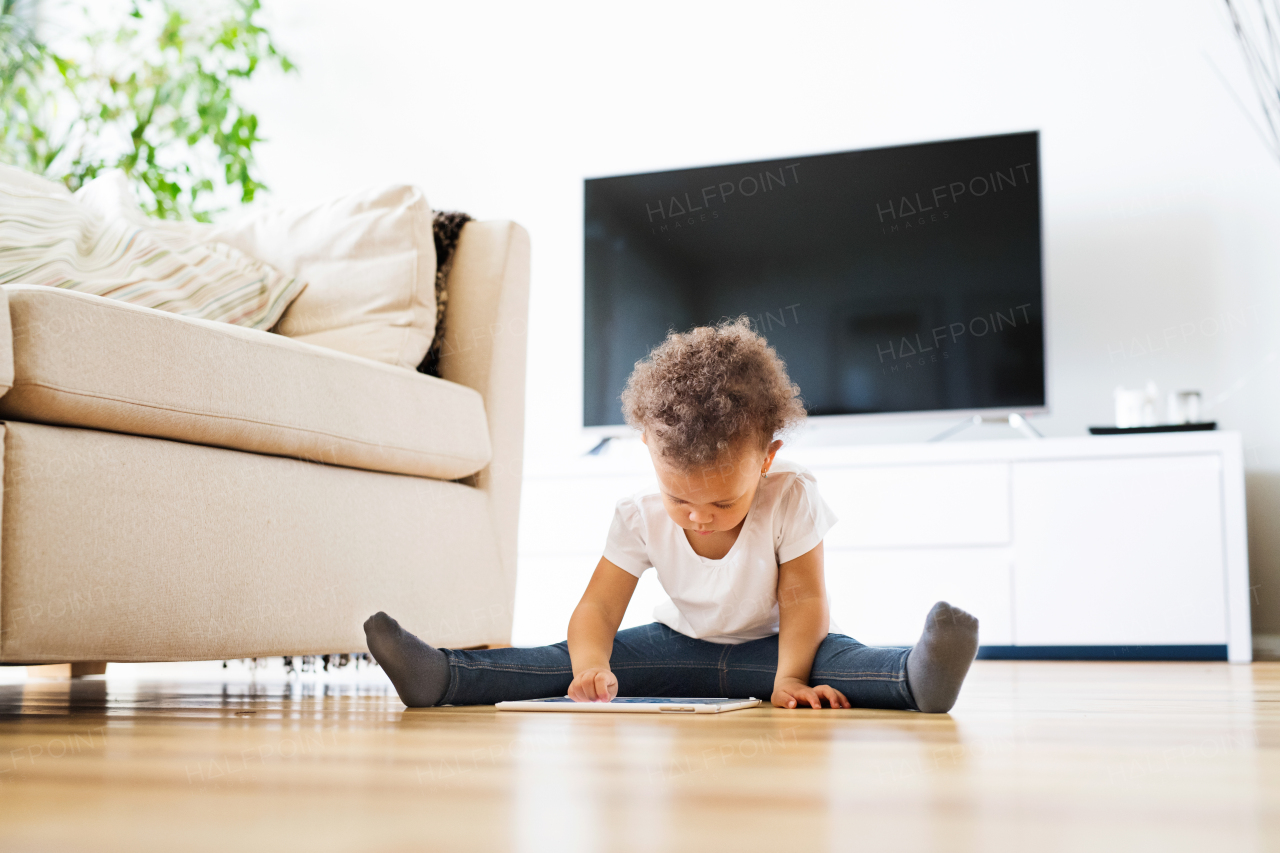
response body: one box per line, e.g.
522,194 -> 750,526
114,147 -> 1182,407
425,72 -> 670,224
602,458 -> 838,644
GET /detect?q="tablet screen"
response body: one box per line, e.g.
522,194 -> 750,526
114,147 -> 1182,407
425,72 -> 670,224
526,697 -> 738,704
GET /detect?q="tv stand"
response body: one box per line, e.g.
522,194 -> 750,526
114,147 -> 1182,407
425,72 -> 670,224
584,436 -> 614,456
929,413 -> 1044,442
520,431 -> 1250,661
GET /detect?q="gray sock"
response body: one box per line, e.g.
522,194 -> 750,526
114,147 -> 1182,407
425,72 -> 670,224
905,601 -> 980,713
363,611 -> 451,707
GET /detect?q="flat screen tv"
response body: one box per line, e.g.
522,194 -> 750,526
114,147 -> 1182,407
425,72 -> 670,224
583,131 -> 1045,431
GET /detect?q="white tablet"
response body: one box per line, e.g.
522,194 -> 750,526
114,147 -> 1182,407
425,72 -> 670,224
495,697 -> 762,714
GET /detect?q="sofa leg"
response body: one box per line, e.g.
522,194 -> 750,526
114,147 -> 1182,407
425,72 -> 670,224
26,663 -> 108,679
71,662 -> 108,677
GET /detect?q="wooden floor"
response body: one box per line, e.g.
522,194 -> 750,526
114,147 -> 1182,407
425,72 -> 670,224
0,661 -> 1277,852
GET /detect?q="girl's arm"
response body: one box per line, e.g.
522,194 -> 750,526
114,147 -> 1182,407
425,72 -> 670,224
773,542 -> 851,709
566,557 -> 639,702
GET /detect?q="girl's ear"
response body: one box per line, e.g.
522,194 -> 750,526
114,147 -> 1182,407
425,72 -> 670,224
761,439 -> 783,475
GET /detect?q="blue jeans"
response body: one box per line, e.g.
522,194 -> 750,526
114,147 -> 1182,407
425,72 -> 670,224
439,622 -> 919,710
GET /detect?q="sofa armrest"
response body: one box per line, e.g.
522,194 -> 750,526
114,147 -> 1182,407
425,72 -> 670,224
437,221 -> 530,640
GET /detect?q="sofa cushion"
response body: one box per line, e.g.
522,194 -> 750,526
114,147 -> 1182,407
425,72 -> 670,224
0,284 -> 492,480
0,166 -> 305,330
206,185 -> 438,370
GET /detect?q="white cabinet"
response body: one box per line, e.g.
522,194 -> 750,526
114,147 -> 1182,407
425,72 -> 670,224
518,431 -> 1251,660
795,432 -> 1249,662
825,549 -> 1014,645
1010,455 -> 1227,646
820,463 -> 1010,549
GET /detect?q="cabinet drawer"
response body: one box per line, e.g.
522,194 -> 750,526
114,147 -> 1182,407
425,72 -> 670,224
512,553 -> 596,645
1011,455 -> 1227,645
512,553 -> 670,646
817,463 -> 1010,549
824,548 -> 1014,645
519,474 -> 659,556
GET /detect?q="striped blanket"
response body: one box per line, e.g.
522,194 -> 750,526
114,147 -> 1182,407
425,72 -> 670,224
0,167 -> 304,330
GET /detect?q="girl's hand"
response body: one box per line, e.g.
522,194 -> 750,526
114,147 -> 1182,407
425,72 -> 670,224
568,667 -> 619,702
772,677 -> 850,709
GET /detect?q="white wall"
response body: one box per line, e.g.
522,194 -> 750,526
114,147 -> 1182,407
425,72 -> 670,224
238,0 -> 1280,637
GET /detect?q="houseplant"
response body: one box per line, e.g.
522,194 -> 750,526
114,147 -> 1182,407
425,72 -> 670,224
0,0 -> 293,221
1224,0 -> 1280,162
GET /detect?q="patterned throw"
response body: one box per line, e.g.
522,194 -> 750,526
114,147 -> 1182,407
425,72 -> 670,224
0,168 -> 304,330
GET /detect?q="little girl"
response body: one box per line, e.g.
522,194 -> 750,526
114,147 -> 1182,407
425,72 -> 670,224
364,318 -> 979,712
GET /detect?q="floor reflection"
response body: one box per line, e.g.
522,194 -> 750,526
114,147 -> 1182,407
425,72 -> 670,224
0,676 -> 401,723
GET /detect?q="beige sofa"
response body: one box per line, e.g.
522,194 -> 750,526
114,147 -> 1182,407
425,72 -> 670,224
0,220 -> 529,664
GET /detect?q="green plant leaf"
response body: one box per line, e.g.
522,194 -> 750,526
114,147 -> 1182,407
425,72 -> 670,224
0,0 -> 296,221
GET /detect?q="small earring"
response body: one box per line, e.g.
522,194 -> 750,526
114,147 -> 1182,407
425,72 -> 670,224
762,471 -> 768,479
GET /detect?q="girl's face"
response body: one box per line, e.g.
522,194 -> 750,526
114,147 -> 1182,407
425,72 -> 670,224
645,435 -> 783,536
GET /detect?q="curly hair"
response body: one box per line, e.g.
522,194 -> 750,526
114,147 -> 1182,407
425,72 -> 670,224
621,316 -> 807,468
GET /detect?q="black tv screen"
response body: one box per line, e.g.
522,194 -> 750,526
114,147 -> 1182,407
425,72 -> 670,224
583,131 -> 1045,428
